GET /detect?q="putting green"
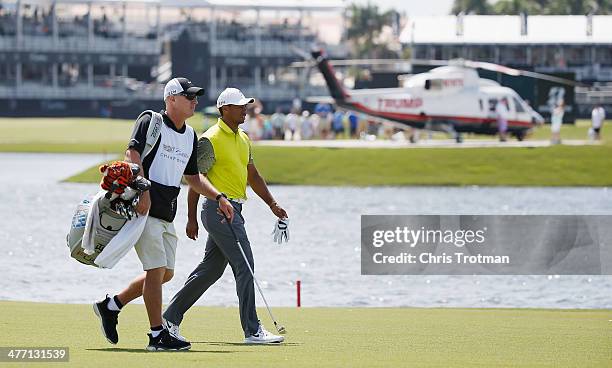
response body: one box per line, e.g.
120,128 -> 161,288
0,301 -> 610,367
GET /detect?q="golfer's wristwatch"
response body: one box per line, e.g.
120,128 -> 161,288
216,193 -> 228,201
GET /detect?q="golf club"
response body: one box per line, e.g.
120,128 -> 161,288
222,213 -> 287,335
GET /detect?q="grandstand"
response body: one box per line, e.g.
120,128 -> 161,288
162,0 -> 347,111
0,0 -> 347,117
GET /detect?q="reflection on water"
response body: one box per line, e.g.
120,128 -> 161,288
0,153 -> 610,308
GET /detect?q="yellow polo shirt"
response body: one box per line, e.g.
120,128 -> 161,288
197,118 -> 252,200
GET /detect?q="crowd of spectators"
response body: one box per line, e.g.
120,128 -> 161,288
174,18 -> 316,43
1,4 -> 317,43
217,103 -> 402,142
0,4 -> 152,39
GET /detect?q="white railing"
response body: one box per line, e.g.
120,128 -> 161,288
211,39 -> 312,57
0,84 -> 164,100
576,90 -> 612,104
207,85 -> 329,101
0,35 -> 160,54
0,81 -> 326,101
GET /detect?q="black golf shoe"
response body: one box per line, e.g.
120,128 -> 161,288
93,295 -> 119,344
146,329 -> 191,351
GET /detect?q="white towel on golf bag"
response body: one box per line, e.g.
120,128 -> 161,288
81,190 -> 106,256
94,212 -> 147,269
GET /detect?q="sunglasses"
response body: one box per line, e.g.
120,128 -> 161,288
177,93 -> 198,101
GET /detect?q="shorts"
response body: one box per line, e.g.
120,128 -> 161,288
134,216 -> 177,271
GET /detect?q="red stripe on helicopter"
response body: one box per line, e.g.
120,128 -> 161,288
348,102 -> 533,127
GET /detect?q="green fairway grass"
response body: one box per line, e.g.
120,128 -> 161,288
1,301 -> 609,367
66,143 -> 612,186
3,117 -> 612,186
0,115 -> 209,154
0,117 -> 133,154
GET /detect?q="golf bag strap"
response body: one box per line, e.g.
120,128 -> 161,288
139,110 -> 163,160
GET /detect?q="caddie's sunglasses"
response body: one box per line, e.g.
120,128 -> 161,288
178,93 -> 198,101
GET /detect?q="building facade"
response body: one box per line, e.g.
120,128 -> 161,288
0,0 -> 346,117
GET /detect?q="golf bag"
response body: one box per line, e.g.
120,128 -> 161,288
67,162 -> 151,268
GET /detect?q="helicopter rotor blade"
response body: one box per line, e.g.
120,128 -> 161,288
290,48 -> 588,87
293,58 -> 447,67
465,61 -> 587,87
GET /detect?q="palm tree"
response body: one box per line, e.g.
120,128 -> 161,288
346,3 -> 397,58
451,0 -> 493,14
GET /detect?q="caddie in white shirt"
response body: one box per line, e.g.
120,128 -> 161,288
92,77 -> 235,351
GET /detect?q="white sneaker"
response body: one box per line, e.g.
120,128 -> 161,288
162,318 -> 187,342
244,325 -> 284,344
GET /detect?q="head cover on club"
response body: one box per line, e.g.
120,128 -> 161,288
99,161 -> 151,220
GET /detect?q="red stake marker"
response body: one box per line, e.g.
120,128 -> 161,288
297,280 -> 301,307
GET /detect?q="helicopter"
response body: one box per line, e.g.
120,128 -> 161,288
299,49 -> 583,142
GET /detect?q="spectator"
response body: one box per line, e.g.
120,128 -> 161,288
319,111 -> 332,139
348,111 -> 358,138
310,111 -> 321,139
332,110 -> 345,138
314,103 -> 332,139
550,100 -> 564,144
270,107 -> 285,140
262,117 -> 274,140
300,110 -> 313,140
244,105 -> 264,141
285,108 -> 299,140
590,104 -> 606,141
495,98 -> 509,142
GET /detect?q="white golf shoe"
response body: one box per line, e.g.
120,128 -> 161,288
162,318 -> 188,342
244,325 -> 284,344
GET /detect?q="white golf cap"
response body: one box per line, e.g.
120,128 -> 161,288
216,88 -> 255,108
163,77 -> 204,100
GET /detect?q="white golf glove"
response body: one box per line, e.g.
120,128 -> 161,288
272,218 -> 290,244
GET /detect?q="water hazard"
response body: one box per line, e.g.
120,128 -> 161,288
0,153 -> 610,308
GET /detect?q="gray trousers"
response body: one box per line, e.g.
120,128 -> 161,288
163,199 -> 259,337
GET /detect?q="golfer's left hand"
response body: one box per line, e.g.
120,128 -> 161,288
218,197 -> 234,223
270,202 -> 288,219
